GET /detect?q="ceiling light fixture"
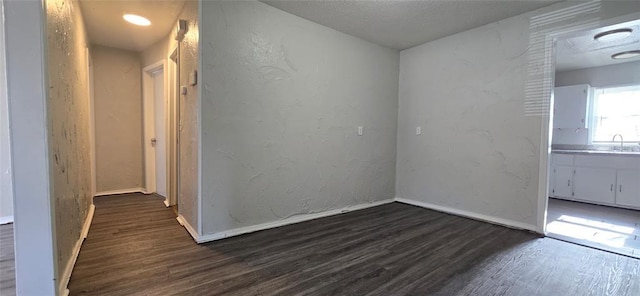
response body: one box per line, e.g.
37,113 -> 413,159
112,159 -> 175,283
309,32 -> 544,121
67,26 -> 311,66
611,50 -> 640,60
123,14 -> 151,26
594,28 -> 633,42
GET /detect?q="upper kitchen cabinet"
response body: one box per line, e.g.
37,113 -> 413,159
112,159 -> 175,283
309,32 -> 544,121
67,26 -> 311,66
553,84 -> 590,129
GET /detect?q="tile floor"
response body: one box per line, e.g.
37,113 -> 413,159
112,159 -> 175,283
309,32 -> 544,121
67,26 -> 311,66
547,198 -> 640,258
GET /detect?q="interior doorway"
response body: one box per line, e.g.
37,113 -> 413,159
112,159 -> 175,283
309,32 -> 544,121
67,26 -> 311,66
153,67 -> 167,198
143,61 -> 171,206
545,18 -> 640,258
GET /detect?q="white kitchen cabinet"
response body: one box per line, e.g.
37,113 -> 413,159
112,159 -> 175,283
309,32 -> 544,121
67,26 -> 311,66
615,170 -> 640,208
573,167 -> 616,204
553,84 -> 590,129
551,166 -> 574,198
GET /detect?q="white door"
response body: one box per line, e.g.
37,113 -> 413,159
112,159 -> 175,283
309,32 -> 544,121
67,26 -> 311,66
552,166 -> 574,198
573,167 -> 616,204
616,170 -> 640,208
153,69 -> 167,197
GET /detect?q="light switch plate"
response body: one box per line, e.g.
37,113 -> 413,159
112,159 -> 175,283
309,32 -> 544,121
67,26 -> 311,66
358,126 -> 363,136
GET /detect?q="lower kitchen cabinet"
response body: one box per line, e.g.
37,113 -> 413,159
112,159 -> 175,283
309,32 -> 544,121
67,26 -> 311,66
573,167 -> 616,204
550,153 -> 640,210
615,170 -> 640,208
552,166 -> 574,198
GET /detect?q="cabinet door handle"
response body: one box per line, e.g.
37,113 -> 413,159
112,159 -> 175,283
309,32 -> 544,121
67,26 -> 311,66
568,180 -> 571,187
619,185 -> 622,192
611,184 -> 614,191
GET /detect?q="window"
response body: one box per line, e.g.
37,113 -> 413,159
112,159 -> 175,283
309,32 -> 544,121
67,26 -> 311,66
591,84 -> 640,143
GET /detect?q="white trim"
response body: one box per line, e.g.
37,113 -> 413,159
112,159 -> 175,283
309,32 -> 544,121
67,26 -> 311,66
163,199 -> 170,207
86,47 -> 96,198
176,214 -> 198,241
0,216 -> 13,225
395,197 -> 538,232
59,203 -> 95,296
168,45 -> 179,207
94,187 -> 144,197
142,60 -> 165,195
193,199 -> 394,244
197,0 -> 204,240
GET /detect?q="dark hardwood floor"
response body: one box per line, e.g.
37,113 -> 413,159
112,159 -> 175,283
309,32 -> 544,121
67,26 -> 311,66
69,194 -> 640,295
0,223 -> 15,296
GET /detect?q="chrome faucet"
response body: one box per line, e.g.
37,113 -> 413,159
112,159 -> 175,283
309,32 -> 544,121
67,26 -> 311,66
612,134 -> 624,151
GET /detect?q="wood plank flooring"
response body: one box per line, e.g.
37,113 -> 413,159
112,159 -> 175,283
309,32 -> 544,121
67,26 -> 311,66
69,194 -> 640,295
0,223 -> 15,296
547,198 -> 640,258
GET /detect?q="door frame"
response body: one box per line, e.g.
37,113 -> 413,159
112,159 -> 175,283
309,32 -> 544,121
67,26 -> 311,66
168,45 -> 179,207
536,10 -> 640,234
86,47 -> 96,198
142,60 -> 166,199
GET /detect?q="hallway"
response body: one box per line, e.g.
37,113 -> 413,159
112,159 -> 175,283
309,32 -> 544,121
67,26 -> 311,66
69,194 -> 640,296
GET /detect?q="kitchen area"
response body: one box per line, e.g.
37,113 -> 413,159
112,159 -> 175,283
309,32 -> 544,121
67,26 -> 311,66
548,19 -> 640,258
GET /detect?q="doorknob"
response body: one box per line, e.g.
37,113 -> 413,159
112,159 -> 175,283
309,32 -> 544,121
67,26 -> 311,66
151,138 -> 157,146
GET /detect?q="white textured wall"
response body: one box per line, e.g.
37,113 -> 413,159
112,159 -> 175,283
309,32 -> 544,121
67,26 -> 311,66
396,1 -> 640,230
92,45 -> 144,193
200,1 -> 399,235
0,5 -> 11,222
141,32 -> 177,68
556,61 -> 640,88
397,14 -> 540,228
45,0 -> 92,292
6,1 -> 57,293
177,0 -> 199,229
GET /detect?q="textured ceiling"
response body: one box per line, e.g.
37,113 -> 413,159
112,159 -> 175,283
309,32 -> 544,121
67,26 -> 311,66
261,0 -> 560,50
556,19 -> 640,71
79,0 -> 186,52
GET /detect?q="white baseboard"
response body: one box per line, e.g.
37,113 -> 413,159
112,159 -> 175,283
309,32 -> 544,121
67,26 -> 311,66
176,214 -> 199,241
394,197 -> 538,232
94,188 -> 144,197
163,199 -> 170,207
0,216 -> 13,225
195,199 -> 395,244
59,203 -> 95,296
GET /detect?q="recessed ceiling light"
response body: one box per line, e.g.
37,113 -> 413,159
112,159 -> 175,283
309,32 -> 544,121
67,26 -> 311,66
594,28 -> 633,42
123,14 -> 151,26
611,50 -> 640,60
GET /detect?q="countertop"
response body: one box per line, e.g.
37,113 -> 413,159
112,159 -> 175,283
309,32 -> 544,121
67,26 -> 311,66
552,149 -> 640,156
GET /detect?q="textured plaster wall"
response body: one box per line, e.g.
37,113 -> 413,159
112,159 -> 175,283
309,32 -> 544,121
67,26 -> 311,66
141,33 -> 177,68
92,45 -> 144,193
0,14 -> 11,221
177,0 -> 199,229
398,15 -> 540,227
200,1 -> 399,235
555,61 -> 640,88
45,0 -> 92,286
396,1 -> 640,229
